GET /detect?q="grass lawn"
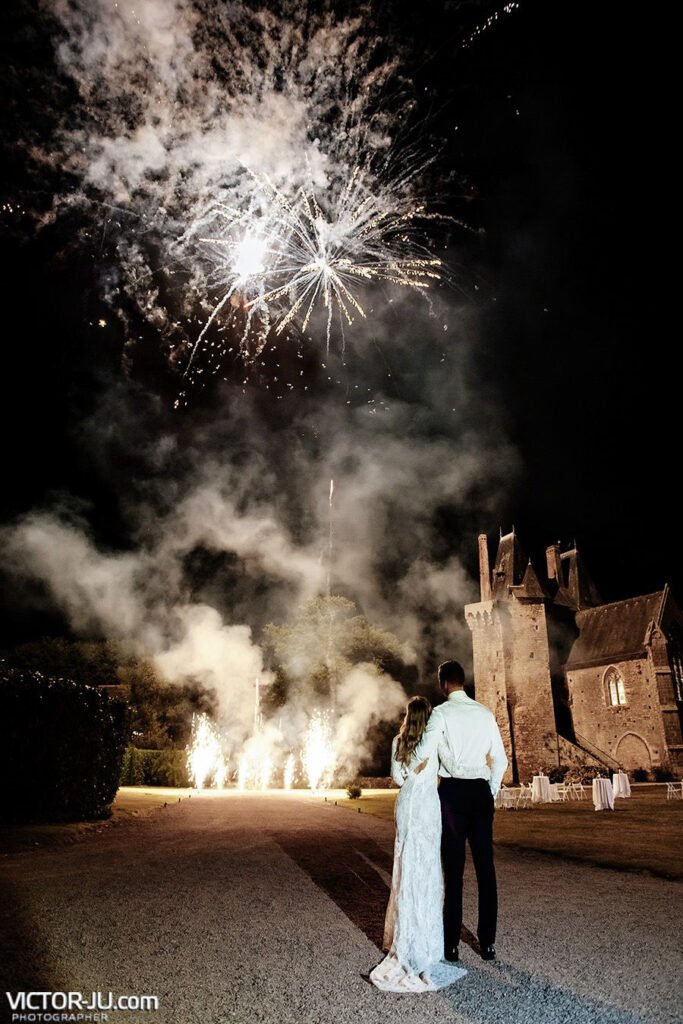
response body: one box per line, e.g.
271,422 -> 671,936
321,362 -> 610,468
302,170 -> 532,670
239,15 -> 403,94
328,785 -> 683,880
115,786 -> 194,817
0,787 -> 193,855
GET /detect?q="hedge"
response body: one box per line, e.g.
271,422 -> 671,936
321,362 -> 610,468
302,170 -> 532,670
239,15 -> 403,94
0,668 -> 128,824
120,746 -> 190,787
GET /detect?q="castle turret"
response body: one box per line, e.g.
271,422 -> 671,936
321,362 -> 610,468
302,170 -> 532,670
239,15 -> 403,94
547,542 -> 601,610
491,528 -> 526,598
478,533 -> 492,601
466,531 -> 561,782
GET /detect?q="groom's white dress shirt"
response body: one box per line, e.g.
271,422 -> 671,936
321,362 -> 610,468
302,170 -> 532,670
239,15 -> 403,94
411,689 -> 508,796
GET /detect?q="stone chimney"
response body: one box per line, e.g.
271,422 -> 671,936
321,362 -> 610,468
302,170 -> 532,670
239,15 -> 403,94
545,543 -> 563,584
478,533 -> 492,600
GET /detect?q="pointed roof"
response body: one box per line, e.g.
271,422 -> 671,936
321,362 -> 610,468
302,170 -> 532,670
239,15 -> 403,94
565,590 -> 667,668
491,529 -> 527,599
512,560 -> 549,602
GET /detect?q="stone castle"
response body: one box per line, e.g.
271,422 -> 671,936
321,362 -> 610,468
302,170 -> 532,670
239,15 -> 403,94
465,530 -> 683,782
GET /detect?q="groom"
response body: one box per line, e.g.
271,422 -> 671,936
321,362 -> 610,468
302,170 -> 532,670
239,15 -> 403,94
411,660 -> 508,962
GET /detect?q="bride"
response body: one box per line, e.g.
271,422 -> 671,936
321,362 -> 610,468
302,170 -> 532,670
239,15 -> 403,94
370,697 -> 467,993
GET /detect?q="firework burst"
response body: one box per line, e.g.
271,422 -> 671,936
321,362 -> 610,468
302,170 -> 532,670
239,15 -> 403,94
37,1 -> 520,389
183,153 -> 443,370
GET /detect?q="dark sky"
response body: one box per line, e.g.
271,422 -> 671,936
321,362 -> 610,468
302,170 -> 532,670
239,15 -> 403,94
0,0 -> 672,646
465,2 -> 669,603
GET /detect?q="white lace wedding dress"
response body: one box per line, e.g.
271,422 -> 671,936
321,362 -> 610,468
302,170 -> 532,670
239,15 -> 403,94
369,737 -> 467,993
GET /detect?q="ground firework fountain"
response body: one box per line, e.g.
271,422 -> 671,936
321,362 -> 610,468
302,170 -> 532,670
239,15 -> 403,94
283,753 -> 296,791
302,711 -> 337,792
187,712 -> 228,789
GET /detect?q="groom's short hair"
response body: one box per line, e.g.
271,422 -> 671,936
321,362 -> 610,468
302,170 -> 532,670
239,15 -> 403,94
438,660 -> 465,688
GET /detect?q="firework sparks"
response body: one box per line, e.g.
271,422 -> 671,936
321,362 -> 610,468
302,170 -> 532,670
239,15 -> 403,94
232,232 -> 268,283
187,712 -> 228,789
302,711 -> 337,792
259,753 -> 273,791
38,2 -> 461,388
462,2 -> 520,49
186,161 -> 443,368
283,752 -> 296,790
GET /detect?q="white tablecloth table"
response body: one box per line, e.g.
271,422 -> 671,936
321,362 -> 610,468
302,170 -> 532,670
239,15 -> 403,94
592,777 -> 615,811
496,788 -> 517,809
612,772 -> 631,798
531,775 -> 552,803
549,783 -> 563,802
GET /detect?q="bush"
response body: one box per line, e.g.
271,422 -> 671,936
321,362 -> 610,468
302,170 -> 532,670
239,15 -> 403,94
548,766 -> 569,783
632,767 -> 649,782
356,775 -> 394,789
653,766 -> 674,782
565,765 -> 603,785
346,783 -> 362,799
0,669 -> 128,824
120,745 -> 145,786
119,747 -> 190,787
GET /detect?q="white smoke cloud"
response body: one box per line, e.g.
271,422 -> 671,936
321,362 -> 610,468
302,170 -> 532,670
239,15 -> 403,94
155,607 -> 263,748
1,2 -> 522,781
334,663 -> 406,776
0,510 -> 266,747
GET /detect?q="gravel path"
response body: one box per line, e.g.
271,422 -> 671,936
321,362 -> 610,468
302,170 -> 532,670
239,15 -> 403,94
1,792 -> 680,1024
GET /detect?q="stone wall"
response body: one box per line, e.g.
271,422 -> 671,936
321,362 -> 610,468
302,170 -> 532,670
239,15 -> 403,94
499,600 -> 559,781
466,601 -> 514,782
467,597 -> 560,782
566,656 -> 669,770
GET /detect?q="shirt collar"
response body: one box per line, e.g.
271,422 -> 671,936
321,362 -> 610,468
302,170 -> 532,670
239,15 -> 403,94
447,689 -> 469,701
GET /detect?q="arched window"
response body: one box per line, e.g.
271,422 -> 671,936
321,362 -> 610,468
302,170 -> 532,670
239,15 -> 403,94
605,666 -> 627,706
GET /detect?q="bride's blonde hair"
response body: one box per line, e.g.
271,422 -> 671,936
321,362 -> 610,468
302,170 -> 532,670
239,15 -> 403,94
395,696 -> 431,764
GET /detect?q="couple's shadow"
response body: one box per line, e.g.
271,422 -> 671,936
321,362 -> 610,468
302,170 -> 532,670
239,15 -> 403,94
433,940 -> 651,1024
365,925 -> 649,1024
275,830 -> 651,1023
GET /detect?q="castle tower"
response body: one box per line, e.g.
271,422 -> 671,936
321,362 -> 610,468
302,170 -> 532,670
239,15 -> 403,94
465,531 -> 561,782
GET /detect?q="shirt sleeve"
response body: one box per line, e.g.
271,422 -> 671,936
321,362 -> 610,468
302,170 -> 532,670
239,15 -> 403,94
390,736 -> 411,787
410,706 -> 445,766
488,714 -> 508,796
437,739 -> 458,777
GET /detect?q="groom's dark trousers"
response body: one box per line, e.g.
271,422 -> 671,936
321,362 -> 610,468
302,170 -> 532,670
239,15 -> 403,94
438,777 -> 497,949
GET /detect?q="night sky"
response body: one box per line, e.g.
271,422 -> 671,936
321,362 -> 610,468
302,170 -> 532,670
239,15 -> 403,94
0,0 -> 672,651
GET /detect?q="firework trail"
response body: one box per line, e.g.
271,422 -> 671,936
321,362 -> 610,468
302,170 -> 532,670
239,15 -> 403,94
327,478 -> 334,600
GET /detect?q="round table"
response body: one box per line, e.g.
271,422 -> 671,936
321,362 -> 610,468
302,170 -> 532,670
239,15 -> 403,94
612,772 -> 631,798
592,777 -> 615,811
531,775 -> 552,803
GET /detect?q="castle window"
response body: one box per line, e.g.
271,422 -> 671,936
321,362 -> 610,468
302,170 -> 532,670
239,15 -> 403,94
605,667 -> 627,706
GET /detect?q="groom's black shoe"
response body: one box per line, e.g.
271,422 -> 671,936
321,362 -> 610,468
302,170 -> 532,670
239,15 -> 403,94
480,944 -> 496,961
444,946 -> 459,962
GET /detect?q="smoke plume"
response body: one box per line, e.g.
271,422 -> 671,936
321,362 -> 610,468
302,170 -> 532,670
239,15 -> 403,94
1,1 -> 520,777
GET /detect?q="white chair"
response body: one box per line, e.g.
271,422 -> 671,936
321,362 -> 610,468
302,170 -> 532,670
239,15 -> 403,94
516,783 -> 532,809
499,787 -> 517,810
666,782 -> 682,800
554,783 -> 570,802
570,781 -> 587,800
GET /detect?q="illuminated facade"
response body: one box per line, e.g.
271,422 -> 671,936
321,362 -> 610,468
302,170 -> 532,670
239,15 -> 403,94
466,531 -> 683,781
